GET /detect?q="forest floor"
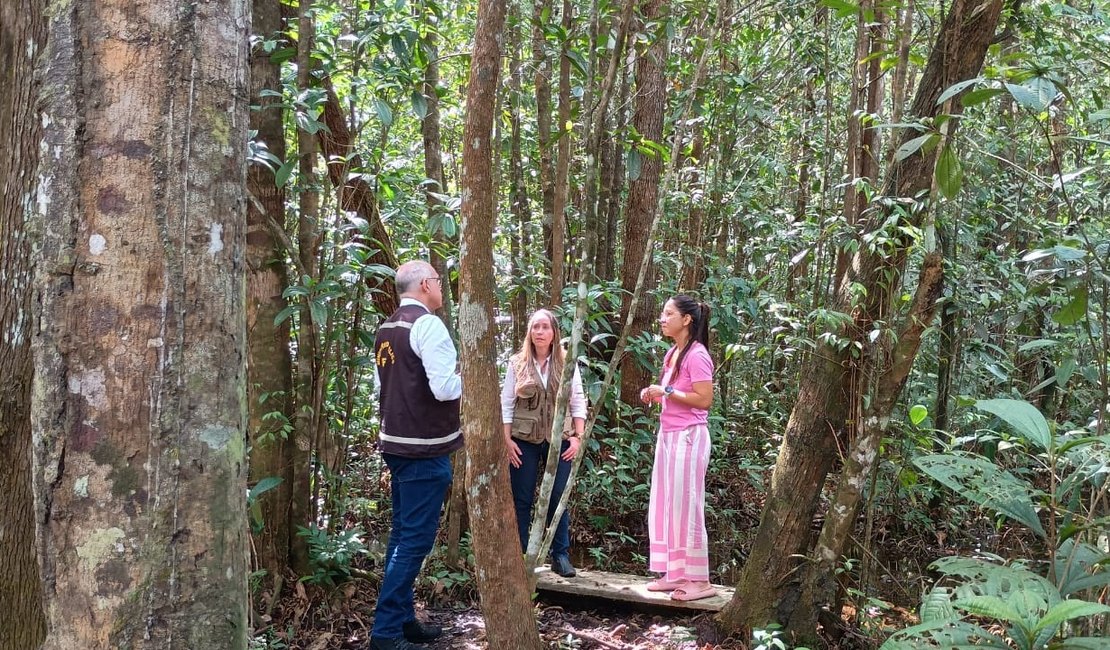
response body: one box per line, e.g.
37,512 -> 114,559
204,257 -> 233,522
254,576 -> 901,650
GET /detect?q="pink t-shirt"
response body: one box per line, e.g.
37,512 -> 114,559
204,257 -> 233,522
659,341 -> 713,431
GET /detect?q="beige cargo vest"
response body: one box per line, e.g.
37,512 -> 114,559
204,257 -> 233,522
509,358 -> 573,444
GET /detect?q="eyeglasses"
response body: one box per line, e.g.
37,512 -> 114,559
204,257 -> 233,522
425,276 -> 442,285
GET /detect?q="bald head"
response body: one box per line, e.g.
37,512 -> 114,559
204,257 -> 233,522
396,260 -> 443,310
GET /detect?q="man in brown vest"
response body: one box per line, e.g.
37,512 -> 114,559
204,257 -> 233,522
370,261 -> 461,650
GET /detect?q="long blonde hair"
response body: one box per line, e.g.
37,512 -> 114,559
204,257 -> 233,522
512,308 -> 565,396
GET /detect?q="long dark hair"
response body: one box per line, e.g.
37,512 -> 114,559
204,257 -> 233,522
665,295 -> 710,384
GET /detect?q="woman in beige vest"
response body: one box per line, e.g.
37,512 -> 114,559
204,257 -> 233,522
501,308 -> 587,577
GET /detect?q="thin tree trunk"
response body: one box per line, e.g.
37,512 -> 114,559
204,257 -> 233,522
32,0 -> 252,646
0,0 -> 47,646
247,0 -> 296,591
458,0 -> 544,643
533,0 -> 555,281
836,0 -> 886,287
679,129 -> 706,290
618,0 -> 669,406
292,0 -> 320,571
550,0 -> 574,303
508,10 -> 531,343
719,0 -> 1005,636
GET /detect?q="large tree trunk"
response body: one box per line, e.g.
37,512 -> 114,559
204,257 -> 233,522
247,0 -> 297,591
788,253 -> 945,641
0,1 -> 47,646
457,0 -> 544,645
31,0 -> 252,647
719,0 -> 1004,636
618,0 -> 668,406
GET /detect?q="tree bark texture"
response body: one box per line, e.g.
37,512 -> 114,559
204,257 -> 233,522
457,0 -> 544,645
532,0 -> 555,282
618,0 -> 667,406
720,0 -> 1004,635
247,0 -> 297,585
549,0 -> 573,303
0,0 -> 47,646
318,78 -> 399,316
508,14 -> 531,344
788,253 -> 945,639
32,0 -> 252,647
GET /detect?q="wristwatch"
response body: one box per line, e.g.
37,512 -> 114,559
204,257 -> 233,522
664,385 -> 675,397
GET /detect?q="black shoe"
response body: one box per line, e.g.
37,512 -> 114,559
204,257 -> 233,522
369,637 -> 426,650
403,620 -> 442,643
551,554 -> 576,578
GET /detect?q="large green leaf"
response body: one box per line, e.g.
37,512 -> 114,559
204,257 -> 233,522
879,618 -> 1009,649
1055,539 -> 1110,596
915,454 -> 1046,537
1053,287 -> 1089,326
1034,599 -> 1110,632
935,144 -> 963,199
954,595 -> 1024,626
895,133 -> 939,162
974,399 -> 1052,451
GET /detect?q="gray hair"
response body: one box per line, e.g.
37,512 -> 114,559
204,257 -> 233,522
395,261 -> 435,295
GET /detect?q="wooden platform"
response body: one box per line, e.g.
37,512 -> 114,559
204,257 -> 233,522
534,567 -> 734,612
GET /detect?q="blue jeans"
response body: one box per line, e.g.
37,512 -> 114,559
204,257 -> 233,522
372,454 -> 452,641
509,438 -> 572,558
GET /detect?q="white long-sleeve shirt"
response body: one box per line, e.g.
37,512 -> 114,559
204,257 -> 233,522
500,355 -> 587,424
374,298 -> 462,401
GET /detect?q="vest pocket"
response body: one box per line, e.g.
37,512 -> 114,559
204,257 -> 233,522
511,416 -> 544,443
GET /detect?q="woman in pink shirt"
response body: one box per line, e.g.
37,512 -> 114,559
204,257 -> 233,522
639,294 -> 715,601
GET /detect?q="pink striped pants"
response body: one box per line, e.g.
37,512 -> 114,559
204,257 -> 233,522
648,423 -> 711,582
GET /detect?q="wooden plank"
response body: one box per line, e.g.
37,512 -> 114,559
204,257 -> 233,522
534,568 -> 735,612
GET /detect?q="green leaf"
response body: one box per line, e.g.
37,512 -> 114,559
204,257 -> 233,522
249,476 -> 285,501
274,304 -> 298,327
954,595 -> 1024,625
915,453 -> 1046,537
373,99 -> 394,128
1053,287 -> 1088,326
960,87 -> 1005,107
909,405 -> 928,426
274,159 -> 297,188
627,148 -> 642,181
1089,108 -> 1110,122
1017,339 -> 1058,353
935,144 -> 962,199
895,133 -> 938,162
819,0 -> 859,19
1005,78 -> 1056,112
1034,599 -> 1110,632
411,91 -> 429,120
974,399 -> 1051,451
936,77 -> 985,106
1054,357 -> 1076,389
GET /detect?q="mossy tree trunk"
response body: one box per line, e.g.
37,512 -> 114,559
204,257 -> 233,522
457,0 -> 544,643
247,0 -> 297,592
31,0 -> 251,647
718,0 -> 1005,638
0,0 -> 47,646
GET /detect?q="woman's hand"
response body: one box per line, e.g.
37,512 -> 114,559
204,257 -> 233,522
506,437 -> 523,468
640,384 -> 666,403
561,435 -> 581,461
